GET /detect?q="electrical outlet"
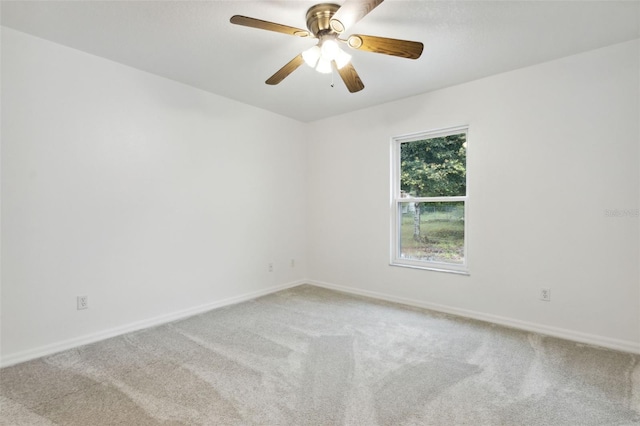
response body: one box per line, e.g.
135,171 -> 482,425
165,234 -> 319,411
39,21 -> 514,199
268,263 -> 274,272
539,288 -> 551,302
77,296 -> 88,310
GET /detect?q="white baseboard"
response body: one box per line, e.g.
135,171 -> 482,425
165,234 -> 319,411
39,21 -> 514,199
0,280 -> 305,368
307,280 -> 640,355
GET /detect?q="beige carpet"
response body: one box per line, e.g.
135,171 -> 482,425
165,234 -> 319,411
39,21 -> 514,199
1,285 -> 639,425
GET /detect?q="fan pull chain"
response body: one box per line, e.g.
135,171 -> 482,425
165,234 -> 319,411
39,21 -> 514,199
330,67 -> 335,88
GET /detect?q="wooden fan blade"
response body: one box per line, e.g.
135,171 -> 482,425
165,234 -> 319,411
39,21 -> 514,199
266,54 -> 305,85
334,61 -> 365,93
330,0 -> 384,34
347,34 -> 423,59
230,15 -> 310,37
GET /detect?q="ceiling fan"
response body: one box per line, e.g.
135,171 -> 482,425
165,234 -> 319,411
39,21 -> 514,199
230,0 -> 423,93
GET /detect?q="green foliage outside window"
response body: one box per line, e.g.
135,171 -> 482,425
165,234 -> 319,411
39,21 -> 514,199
400,133 -> 466,197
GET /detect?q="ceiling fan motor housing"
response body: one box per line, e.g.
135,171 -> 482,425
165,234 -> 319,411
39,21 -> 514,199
306,3 -> 340,37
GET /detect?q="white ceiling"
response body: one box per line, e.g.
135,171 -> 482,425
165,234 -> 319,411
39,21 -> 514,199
2,1 -> 639,122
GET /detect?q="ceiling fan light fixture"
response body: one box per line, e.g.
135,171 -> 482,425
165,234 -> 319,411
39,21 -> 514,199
302,45 -> 321,67
320,39 -> 340,61
315,57 -> 333,74
334,48 -> 351,69
304,39 -> 352,72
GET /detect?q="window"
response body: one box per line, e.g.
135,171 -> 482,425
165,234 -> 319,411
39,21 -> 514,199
391,126 -> 468,274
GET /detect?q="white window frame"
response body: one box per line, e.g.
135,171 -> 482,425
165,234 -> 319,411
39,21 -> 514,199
390,125 -> 469,275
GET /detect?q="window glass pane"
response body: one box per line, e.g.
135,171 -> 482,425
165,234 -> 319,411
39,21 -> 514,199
400,133 -> 466,198
399,201 -> 465,264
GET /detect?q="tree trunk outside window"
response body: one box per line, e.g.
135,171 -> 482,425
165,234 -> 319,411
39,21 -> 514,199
413,202 -> 421,240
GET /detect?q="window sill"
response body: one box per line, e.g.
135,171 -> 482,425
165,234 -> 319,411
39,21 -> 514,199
390,261 -> 470,276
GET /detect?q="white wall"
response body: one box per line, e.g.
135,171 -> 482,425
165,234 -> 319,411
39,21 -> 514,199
2,26 -> 638,365
307,39 -> 640,351
1,28 -> 308,364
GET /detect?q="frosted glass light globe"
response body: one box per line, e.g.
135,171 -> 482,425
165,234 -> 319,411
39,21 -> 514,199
315,57 -> 332,74
320,39 -> 340,61
302,46 -> 321,68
